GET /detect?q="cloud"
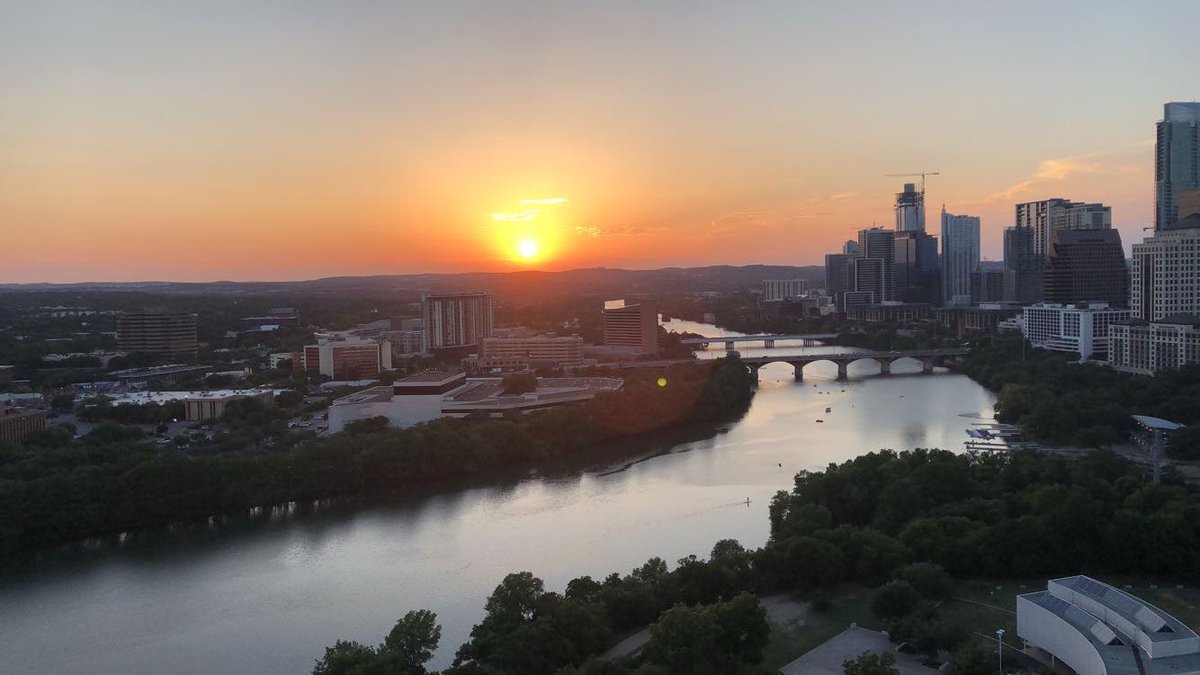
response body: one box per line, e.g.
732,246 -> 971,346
828,191 -> 859,201
575,223 -> 663,238
519,197 -> 568,205
491,209 -> 539,222
987,144 -> 1147,202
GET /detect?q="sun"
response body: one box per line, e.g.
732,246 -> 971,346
517,239 -> 539,260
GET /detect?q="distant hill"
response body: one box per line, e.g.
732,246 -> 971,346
0,265 -> 825,301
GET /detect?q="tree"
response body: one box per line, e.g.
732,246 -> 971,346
871,580 -> 921,620
311,641 -> 379,675
380,610 -> 441,674
501,373 -> 537,395
895,562 -> 953,600
842,651 -> 900,675
944,644 -> 996,675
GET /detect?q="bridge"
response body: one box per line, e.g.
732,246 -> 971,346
680,333 -> 839,349
740,347 -> 969,381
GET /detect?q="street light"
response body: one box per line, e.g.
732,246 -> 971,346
996,628 -> 1005,673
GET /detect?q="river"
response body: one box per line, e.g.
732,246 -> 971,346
0,320 -> 996,675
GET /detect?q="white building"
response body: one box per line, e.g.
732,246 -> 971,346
1131,223 -> 1200,321
1109,315 -> 1200,375
940,207 -> 980,305
1018,576 -> 1200,675
1022,302 -> 1131,361
762,279 -> 808,301
326,371 -> 623,432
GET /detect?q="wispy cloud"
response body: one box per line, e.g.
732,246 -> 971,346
987,143 -> 1147,202
491,209 -> 539,222
519,197 -> 568,205
575,223 -> 663,237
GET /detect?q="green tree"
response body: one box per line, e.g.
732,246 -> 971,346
380,610 -> 441,674
871,580 -> 921,620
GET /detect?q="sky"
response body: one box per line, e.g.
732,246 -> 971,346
1,1 -> 1197,283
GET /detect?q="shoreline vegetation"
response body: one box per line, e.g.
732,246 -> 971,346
316,447 -> 1200,674
0,356 -> 756,560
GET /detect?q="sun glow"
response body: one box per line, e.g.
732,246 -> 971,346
517,239 -> 539,260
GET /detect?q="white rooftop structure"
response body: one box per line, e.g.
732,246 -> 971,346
1018,576 -> 1200,674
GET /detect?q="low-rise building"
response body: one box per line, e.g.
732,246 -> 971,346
182,389 -> 275,421
0,406 -> 47,446
1022,302 -> 1131,361
326,371 -> 622,432
845,302 -> 933,324
762,279 -> 808,301
935,304 -> 1023,337
109,363 -> 212,386
1109,315 -> 1200,375
1018,576 -> 1200,674
302,337 -> 393,380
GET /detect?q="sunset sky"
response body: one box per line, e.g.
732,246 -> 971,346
2,1 -> 1197,283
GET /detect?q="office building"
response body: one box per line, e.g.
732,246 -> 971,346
856,228 -> 895,301
1044,229 -> 1129,307
1180,189 -> 1200,222
1023,302 -> 1131,361
824,253 -> 853,306
302,337 -> 393,380
117,311 -> 198,358
936,304 -> 1022,337
940,208 -> 980,305
602,300 -> 658,353
1156,102 -> 1200,231
183,390 -> 275,421
850,258 -> 885,304
1003,226 -> 1044,304
971,269 -> 1007,304
1018,576 -> 1200,675
762,279 -> 808,301
468,335 -> 585,374
423,292 -> 495,351
1131,220 -> 1200,321
0,406 -> 46,447
1016,198 -> 1112,259
843,239 -> 859,256
1109,315 -> 1200,375
893,230 -> 941,305
894,183 -> 924,232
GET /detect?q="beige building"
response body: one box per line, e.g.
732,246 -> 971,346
1109,315 -> 1200,375
183,390 -> 274,421
117,311 -> 198,357
1131,223 -> 1200,321
602,300 -> 658,353
0,406 -> 46,446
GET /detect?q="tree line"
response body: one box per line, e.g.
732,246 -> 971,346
0,357 -> 755,557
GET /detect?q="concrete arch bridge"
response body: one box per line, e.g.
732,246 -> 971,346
740,348 -> 969,381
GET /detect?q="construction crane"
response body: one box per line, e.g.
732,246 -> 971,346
886,172 -> 941,195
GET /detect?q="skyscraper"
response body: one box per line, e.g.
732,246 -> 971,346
856,227 -> 895,301
894,183 -> 924,232
940,207 -> 980,305
1156,102 -> 1200,231
422,292 -> 494,351
1043,229 -> 1129,307
893,230 -> 941,304
824,253 -> 852,306
1131,219 -> 1200,321
1015,198 -> 1112,259
1003,226 -> 1043,304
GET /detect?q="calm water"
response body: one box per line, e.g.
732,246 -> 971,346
0,321 -> 995,675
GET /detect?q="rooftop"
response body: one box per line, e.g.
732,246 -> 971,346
395,371 -> 465,385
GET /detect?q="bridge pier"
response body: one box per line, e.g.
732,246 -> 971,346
922,359 -> 934,373
764,339 -> 775,348
879,360 -> 891,375
725,341 -> 736,351
836,362 -> 848,380
792,364 -> 803,382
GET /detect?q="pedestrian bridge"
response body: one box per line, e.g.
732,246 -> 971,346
740,347 -> 969,381
680,333 -> 839,349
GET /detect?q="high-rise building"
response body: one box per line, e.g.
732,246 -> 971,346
855,228 -> 895,301
0,406 -> 46,447
1156,102 -> 1200,231
1003,226 -> 1043,304
1110,316 -> 1200,375
850,258 -> 885,304
422,292 -> 495,351
893,230 -> 941,305
971,270 -> 1007,304
762,279 -> 807,301
602,300 -> 658,353
1043,229 -> 1129,307
824,253 -> 853,309
117,311 -> 198,358
1131,219 -> 1200,321
1015,198 -> 1112,259
941,208 -> 980,305
843,240 -> 859,256
894,183 -> 925,232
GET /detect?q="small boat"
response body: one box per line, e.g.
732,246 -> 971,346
815,419 -> 824,423
825,407 -> 831,413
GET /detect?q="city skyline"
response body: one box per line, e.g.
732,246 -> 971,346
3,1 -> 1199,283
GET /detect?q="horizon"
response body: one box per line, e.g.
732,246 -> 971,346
3,1 -> 1198,283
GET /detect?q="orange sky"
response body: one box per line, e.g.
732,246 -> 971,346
0,2 -> 1193,282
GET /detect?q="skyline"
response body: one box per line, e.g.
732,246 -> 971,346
2,1 -> 1199,283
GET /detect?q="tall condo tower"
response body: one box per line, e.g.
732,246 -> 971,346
422,292 -> 494,351
1156,102 -> 1200,231
894,183 -> 925,232
940,207 -> 980,305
